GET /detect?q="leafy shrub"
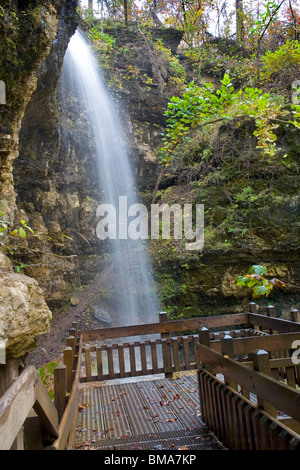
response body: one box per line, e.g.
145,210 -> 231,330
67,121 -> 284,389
237,265 -> 286,298
159,73 -> 291,165
260,40 -> 300,90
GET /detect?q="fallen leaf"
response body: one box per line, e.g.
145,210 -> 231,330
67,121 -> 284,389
78,403 -> 90,412
74,440 -> 94,449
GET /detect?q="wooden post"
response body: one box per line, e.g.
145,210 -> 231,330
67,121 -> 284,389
290,309 -> 300,323
266,305 -> 276,335
249,302 -> 259,331
159,311 -> 172,378
199,327 -> 210,347
63,346 -> 74,393
72,322 -> 78,341
221,335 -> 238,391
54,364 -> 67,422
252,349 -> 276,418
266,305 -> 276,318
68,328 -> 76,340
159,311 -> 168,338
67,335 -> 75,357
197,327 -> 210,371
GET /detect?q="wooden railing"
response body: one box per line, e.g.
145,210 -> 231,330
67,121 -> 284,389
1,304 -> 300,450
79,309 -> 300,383
0,366 -> 59,450
0,322 -> 82,450
78,304 -> 300,450
196,339 -> 300,449
198,368 -> 300,450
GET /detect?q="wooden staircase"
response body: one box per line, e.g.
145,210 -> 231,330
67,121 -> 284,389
1,303 -> 300,450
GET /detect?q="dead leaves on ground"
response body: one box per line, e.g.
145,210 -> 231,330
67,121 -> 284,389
75,378 -> 206,450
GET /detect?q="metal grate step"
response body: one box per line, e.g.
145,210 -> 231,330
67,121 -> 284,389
79,427 -> 226,451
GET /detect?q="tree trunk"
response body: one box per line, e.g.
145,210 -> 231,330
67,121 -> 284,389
124,0 -> 128,26
236,0 -> 244,43
152,165 -> 165,204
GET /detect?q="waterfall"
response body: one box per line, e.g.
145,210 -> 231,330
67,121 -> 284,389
60,29 -> 160,327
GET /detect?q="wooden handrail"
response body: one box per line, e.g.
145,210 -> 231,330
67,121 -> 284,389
49,337 -> 83,450
80,312 -> 300,342
209,331 -> 300,354
249,313 -> 300,333
0,366 -> 58,450
80,313 -> 249,341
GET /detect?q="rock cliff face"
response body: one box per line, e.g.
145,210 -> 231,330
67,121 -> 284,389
0,253 -> 51,358
148,119 -> 300,318
1,7 -> 299,359
12,24 -> 184,309
0,0 -> 78,358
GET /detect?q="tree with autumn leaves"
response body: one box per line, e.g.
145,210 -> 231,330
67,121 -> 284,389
85,0 -> 300,49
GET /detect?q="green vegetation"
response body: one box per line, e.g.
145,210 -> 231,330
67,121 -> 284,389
159,72 -> 298,168
37,361 -> 59,400
237,265 -> 286,298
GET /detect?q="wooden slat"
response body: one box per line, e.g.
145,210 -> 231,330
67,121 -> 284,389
140,342 -> 147,375
161,338 -> 171,374
172,338 -> 180,371
107,346 -> 114,379
150,340 -> 158,374
286,366 -> 296,388
118,344 -> 125,378
182,336 -> 190,370
129,343 -> 137,376
96,346 -> 103,381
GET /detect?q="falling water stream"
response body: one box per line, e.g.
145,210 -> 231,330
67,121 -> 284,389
60,29 -> 160,331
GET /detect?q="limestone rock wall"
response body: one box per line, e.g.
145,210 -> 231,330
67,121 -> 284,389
0,253 -> 51,358
0,0 -> 78,358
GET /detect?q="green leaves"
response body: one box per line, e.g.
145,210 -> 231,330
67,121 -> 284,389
159,72 -> 295,166
10,219 -> 34,238
248,265 -> 268,275
237,265 -> 286,298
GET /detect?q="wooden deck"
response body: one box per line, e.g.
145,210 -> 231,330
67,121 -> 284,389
69,372 -> 226,450
2,307 -> 300,450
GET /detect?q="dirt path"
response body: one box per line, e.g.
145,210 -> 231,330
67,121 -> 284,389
25,264 -> 116,368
